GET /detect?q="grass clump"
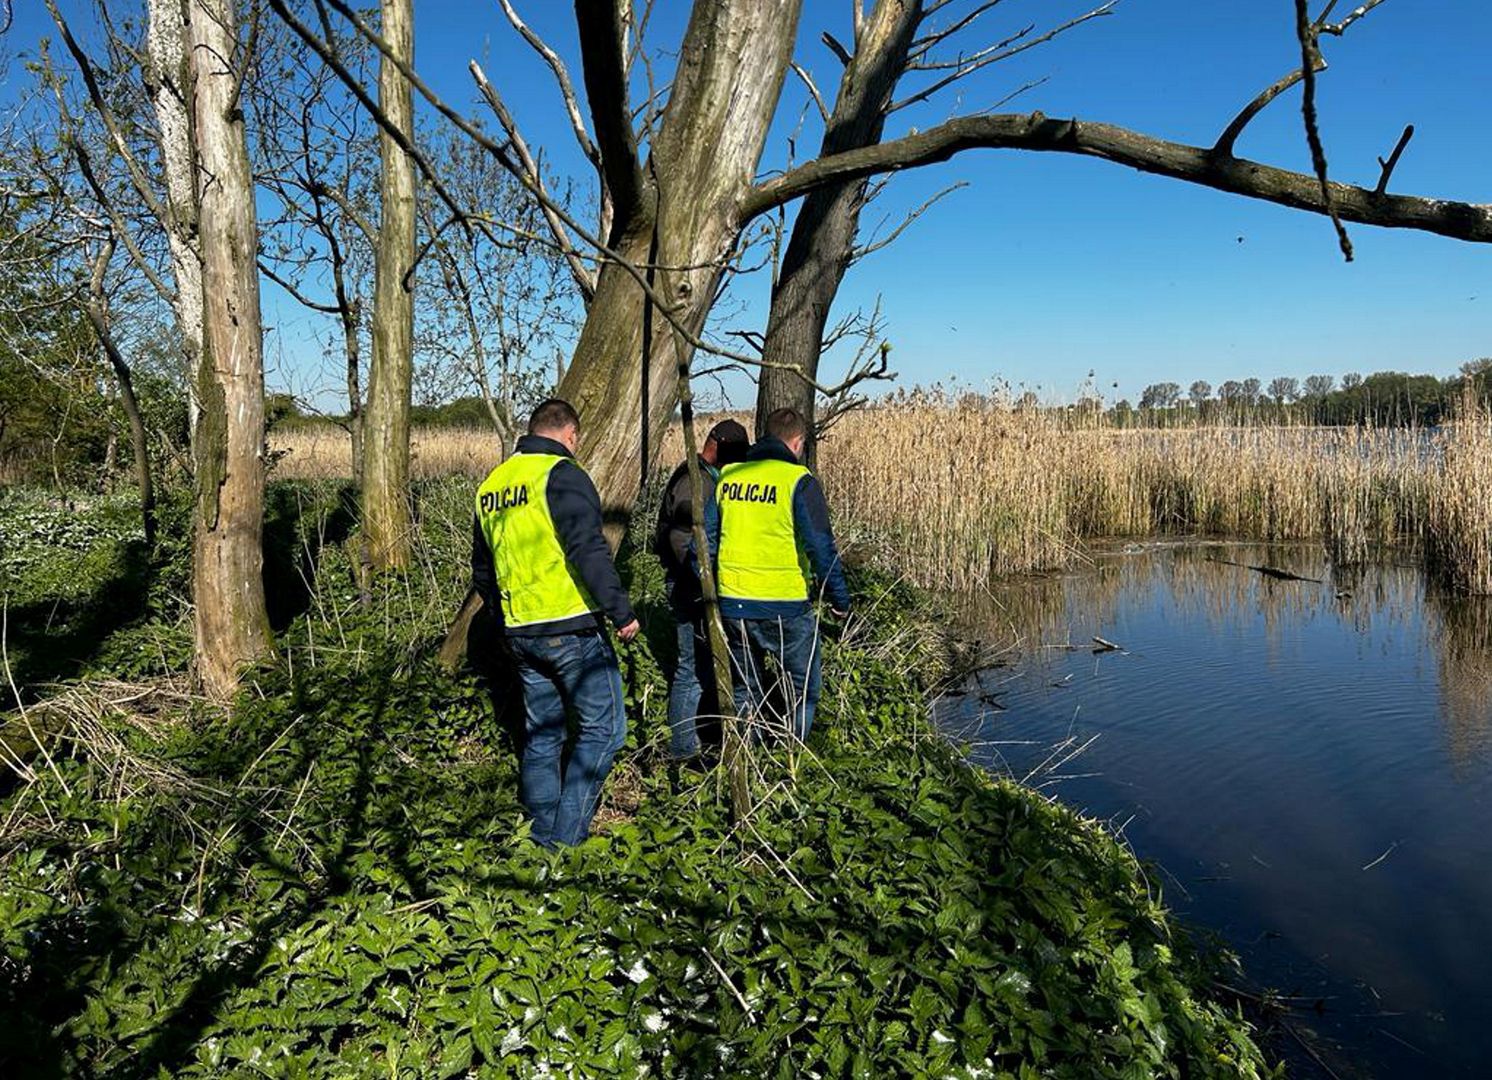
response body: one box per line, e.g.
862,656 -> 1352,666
0,482 -> 1273,1078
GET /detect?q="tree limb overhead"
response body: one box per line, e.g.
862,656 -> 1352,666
573,0 -> 645,234
741,111 -> 1492,244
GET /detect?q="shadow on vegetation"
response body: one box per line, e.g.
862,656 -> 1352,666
4,538 -> 153,693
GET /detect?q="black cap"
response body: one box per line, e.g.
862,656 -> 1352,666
707,419 -> 749,446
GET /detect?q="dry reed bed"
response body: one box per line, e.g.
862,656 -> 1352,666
817,401 -> 1488,595
270,402 -> 1492,596
272,425 -> 500,481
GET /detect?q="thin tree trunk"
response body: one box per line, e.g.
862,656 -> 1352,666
557,0 -> 801,544
86,239 -> 156,547
361,0 -> 417,570
190,0 -> 275,696
755,0 -> 921,460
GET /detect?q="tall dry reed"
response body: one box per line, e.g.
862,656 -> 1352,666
814,393 -> 1460,594
271,425 -> 500,481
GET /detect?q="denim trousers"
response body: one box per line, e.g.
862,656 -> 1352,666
509,630 -> 627,847
724,610 -> 823,743
665,592 -> 718,760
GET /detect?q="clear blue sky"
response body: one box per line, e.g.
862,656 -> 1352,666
6,0 -> 1489,407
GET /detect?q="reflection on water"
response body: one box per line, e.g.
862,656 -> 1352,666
938,544 -> 1492,1078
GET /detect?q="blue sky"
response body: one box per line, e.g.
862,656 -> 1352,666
6,0 -> 1489,407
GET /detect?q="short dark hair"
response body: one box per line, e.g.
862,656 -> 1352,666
764,407 -> 807,443
528,397 -> 580,436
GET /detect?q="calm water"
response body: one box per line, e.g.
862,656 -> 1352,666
935,543 -> 1492,1078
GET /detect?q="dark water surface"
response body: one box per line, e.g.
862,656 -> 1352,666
935,543 -> 1492,1078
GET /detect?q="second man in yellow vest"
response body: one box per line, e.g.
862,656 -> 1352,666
703,407 -> 851,742
472,399 -> 639,847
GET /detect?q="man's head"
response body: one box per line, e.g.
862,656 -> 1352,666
701,418 -> 749,467
528,397 -> 581,452
764,407 -> 809,459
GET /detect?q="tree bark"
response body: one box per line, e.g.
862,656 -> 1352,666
361,0 -> 417,569
146,0 -> 204,436
190,0 -> 275,696
755,0 -> 922,460
558,0 -> 803,541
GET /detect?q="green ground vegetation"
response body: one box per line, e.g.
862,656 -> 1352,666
0,479 -> 1275,1078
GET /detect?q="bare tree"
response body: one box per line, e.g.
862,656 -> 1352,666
1189,380 -> 1212,407
251,18 -> 377,477
755,0 -> 1114,453
1268,376 -> 1300,405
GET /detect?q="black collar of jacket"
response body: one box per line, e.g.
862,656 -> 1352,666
515,433 -> 574,459
746,436 -> 800,465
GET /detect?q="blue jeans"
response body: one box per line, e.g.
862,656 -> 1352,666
509,631 -> 627,847
724,611 -> 823,743
666,600 -> 718,760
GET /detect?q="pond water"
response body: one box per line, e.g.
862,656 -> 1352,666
934,543 -> 1492,1078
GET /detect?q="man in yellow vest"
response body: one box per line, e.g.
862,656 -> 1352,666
471,399 -> 640,847
704,407 -> 851,741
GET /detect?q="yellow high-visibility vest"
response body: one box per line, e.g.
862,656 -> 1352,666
717,458 -> 812,602
475,453 -> 598,628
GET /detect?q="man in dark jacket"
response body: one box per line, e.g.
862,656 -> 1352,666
703,407 -> 850,742
472,399 -> 639,847
653,419 -> 748,760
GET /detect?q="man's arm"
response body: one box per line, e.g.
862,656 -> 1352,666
471,515 -> 500,613
793,475 -> 852,614
698,481 -> 721,574
548,460 -> 638,630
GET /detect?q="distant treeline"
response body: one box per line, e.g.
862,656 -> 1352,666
269,395 -> 500,432
1109,361 -> 1492,427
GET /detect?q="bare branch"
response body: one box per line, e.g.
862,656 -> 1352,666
852,180 -> 967,261
258,259 -> 343,313
912,0 -> 1010,55
742,111 -> 1492,244
469,61 -> 596,302
1213,57 -> 1325,157
1294,0 -> 1352,260
41,0 -> 169,226
790,61 -> 830,124
1320,0 -> 1390,35
892,3 -> 1116,113
1214,0 -> 1385,157
495,0 -> 601,169
574,0 -> 646,229
822,30 -> 852,67
1375,123 -> 1414,196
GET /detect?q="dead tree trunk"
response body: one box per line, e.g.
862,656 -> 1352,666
190,0 -> 275,696
557,0 -> 803,541
754,0 -> 921,459
361,0 -> 417,570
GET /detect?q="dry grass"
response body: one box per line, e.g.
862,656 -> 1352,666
270,396 -> 1492,596
271,425 -> 501,482
813,392 -> 1482,595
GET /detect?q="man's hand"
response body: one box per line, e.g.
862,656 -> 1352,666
617,618 -> 641,642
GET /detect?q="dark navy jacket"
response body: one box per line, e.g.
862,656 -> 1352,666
702,437 -> 851,619
471,434 -> 636,636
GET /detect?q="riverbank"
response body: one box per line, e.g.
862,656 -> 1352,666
0,479 -> 1273,1076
